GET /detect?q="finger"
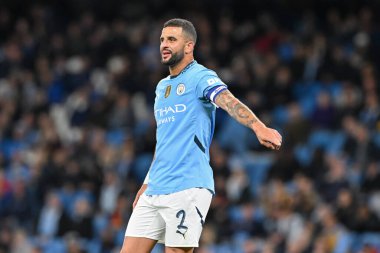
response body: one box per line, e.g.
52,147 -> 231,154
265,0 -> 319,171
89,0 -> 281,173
266,140 -> 282,150
273,138 -> 282,149
260,141 -> 271,149
268,137 -> 281,147
275,131 -> 282,141
263,141 -> 276,150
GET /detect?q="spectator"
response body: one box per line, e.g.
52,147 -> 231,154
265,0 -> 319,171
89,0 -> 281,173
361,162 -> 380,193
58,197 -> 94,240
37,191 -> 63,239
351,203 -> 380,232
318,155 -> 350,203
311,91 -> 336,129
293,174 -> 319,218
335,188 -> 357,230
99,170 -> 121,215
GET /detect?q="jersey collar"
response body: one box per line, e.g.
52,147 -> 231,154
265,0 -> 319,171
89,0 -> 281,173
170,60 -> 196,79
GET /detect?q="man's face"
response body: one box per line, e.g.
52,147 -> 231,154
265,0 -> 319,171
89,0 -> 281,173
160,26 -> 186,66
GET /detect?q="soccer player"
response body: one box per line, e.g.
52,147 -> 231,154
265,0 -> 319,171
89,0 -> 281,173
120,18 -> 282,253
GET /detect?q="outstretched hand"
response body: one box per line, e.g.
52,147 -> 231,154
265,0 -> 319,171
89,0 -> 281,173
253,123 -> 282,150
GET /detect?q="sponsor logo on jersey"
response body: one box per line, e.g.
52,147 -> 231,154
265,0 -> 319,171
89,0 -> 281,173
176,83 -> 186,95
155,104 -> 187,117
155,104 -> 187,126
164,85 -> 171,98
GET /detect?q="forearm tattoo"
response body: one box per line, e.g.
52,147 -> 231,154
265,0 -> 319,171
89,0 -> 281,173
215,90 -> 258,128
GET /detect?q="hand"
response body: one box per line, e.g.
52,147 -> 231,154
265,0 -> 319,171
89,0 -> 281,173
252,122 -> 282,150
133,184 -> 148,209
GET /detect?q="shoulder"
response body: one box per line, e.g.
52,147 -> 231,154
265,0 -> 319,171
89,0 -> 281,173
191,62 -> 219,83
192,62 -> 217,76
160,75 -> 171,82
157,75 -> 170,86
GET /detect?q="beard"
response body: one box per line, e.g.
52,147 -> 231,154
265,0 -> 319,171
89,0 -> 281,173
161,50 -> 185,67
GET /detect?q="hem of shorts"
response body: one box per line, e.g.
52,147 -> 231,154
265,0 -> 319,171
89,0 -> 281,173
124,234 -> 159,241
163,243 -> 199,248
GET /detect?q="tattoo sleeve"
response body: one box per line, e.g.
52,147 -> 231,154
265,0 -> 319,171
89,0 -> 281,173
214,90 -> 259,129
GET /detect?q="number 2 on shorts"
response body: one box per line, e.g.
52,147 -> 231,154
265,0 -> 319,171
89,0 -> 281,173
176,210 -> 188,238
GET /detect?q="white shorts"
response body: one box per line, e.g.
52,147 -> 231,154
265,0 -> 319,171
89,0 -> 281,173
125,187 -> 213,247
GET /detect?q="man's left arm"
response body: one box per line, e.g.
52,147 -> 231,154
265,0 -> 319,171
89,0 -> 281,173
214,89 -> 282,150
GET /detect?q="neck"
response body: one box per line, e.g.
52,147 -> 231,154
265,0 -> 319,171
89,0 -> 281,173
169,56 -> 194,76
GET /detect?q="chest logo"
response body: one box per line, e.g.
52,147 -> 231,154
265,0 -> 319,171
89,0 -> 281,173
164,85 -> 171,98
176,83 -> 186,95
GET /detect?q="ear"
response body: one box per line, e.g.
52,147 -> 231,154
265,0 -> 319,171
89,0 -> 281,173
185,41 -> 195,54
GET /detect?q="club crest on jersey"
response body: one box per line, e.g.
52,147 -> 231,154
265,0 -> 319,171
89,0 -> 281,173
176,83 -> 186,95
164,85 -> 171,98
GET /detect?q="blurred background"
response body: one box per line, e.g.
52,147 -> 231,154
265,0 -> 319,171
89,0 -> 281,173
0,0 -> 380,252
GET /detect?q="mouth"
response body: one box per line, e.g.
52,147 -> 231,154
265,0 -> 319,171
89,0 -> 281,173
161,50 -> 172,60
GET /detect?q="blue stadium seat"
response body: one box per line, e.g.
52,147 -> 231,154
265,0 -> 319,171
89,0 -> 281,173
351,233 -> 380,251
293,144 -> 314,166
373,132 -> 380,148
106,130 -> 126,147
93,214 -> 109,239
244,154 -> 274,196
272,105 -> 289,126
85,239 -> 101,253
43,238 -> 66,253
151,243 -> 165,253
217,117 -> 250,154
308,130 -> 331,149
307,130 -> 346,155
333,231 -> 353,253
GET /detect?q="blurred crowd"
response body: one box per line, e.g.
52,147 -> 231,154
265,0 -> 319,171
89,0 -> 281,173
0,0 -> 380,253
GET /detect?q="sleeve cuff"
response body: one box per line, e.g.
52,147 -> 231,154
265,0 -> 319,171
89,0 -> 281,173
206,85 -> 228,105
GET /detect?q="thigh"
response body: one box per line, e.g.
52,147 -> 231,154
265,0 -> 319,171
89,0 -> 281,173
165,246 -> 194,253
159,188 -> 213,248
125,194 -> 165,242
120,236 -> 157,253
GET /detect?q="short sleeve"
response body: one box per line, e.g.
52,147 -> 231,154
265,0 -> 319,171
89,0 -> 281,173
196,71 -> 228,103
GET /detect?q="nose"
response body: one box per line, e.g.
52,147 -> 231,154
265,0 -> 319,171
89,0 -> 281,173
160,39 -> 169,49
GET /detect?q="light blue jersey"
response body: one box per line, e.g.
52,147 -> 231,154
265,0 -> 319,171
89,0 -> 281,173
145,61 -> 227,195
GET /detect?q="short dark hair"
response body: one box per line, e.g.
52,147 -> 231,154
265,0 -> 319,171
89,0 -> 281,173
163,18 -> 197,44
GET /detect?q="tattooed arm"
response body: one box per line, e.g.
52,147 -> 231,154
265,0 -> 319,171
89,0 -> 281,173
214,90 -> 282,150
